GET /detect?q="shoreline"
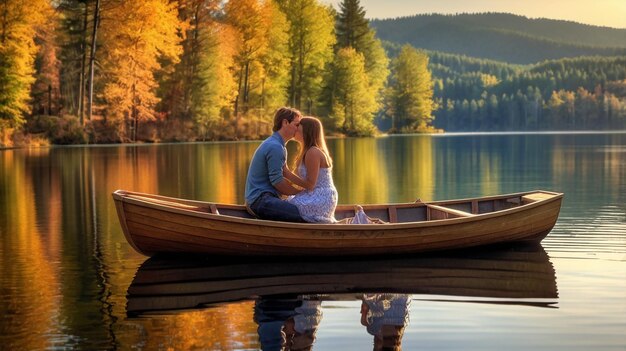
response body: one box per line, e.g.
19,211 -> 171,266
3,130 -> 626,150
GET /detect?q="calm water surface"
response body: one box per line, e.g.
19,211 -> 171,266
1,133 -> 625,350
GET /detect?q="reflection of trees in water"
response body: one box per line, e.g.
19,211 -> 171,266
0,149 -> 60,350
330,137 -> 390,204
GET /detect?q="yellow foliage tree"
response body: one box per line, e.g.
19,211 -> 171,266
225,0 -> 290,136
276,0 -> 336,112
192,22 -> 239,139
0,0 -> 53,133
99,0 -> 183,141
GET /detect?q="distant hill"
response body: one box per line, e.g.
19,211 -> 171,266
370,13 -> 626,64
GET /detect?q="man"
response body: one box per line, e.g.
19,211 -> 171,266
245,107 -> 305,222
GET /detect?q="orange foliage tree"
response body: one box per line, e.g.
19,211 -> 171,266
32,9 -> 61,117
99,0 -> 183,141
0,0 -> 53,135
161,0 -> 238,140
224,0 -> 290,136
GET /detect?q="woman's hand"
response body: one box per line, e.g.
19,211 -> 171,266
283,166 -> 310,191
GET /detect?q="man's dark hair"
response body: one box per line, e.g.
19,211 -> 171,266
272,107 -> 302,132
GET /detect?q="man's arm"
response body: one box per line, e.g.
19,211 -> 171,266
274,178 -> 302,195
283,166 -> 310,190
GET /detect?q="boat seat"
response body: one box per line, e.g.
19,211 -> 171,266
522,192 -> 553,204
427,204 -> 475,220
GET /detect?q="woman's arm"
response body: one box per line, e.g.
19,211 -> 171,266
283,166 -> 308,190
301,148 -> 322,191
282,148 -> 322,192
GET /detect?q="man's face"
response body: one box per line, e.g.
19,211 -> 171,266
286,115 -> 302,140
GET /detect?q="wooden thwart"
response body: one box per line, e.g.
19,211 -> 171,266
427,204 -> 475,219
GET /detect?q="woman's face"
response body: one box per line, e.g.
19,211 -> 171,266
295,123 -> 304,143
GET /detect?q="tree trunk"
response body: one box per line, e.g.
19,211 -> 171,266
290,62 -> 297,107
1,0 -> 7,44
48,85 -> 52,115
87,0 -> 100,121
79,1 -> 89,124
243,61 -> 250,114
234,66 -> 244,139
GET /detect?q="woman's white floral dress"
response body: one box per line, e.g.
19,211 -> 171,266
287,164 -> 338,223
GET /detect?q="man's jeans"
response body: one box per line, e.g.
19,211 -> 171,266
249,192 -> 305,222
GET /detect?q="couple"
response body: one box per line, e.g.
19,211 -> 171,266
245,107 -> 337,223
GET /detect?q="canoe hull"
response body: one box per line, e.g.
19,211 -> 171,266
113,190 -> 563,256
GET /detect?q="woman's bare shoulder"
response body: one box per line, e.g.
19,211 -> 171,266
306,146 -> 324,157
306,147 -> 331,167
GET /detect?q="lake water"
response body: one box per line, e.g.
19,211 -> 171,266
1,133 -> 625,350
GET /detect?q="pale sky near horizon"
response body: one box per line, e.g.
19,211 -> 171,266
323,0 -> 626,29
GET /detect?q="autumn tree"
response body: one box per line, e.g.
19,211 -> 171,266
190,23 -> 238,139
0,0 -> 52,134
387,45 -> 435,132
253,1 -> 291,119
321,0 -> 388,134
324,47 -> 377,136
225,0 -> 290,136
32,9 -> 61,116
158,0 -> 237,139
57,0 -> 89,119
334,0 -> 388,108
275,0 -> 335,113
99,0 -> 183,141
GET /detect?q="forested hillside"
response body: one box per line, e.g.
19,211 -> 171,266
371,13 -> 626,64
419,50 -> 626,131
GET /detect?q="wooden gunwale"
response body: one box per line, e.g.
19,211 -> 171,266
122,193 -> 560,235
122,199 -> 559,247
113,189 -> 562,230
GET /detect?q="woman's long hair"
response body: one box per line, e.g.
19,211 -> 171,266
297,117 -> 332,168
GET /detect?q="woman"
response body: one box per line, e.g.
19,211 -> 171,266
284,116 -> 338,223
360,294 -> 410,351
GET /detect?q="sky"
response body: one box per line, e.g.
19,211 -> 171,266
323,0 -> 626,29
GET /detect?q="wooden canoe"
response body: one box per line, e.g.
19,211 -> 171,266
112,189 -> 563,256
126,245 -> 558,315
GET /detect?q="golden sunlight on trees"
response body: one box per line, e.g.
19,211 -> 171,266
7,1 -> 623,145
225,0 -> 290,137
387,45 -> 435,132
276,0 -> 335,113
99,0 -> 183,141
31,10 -> 61,117
247,1 -> 290,126
327,0 -> 389,135
162,0 -> 238,140
325,47 -> 377,136
192,23 -> 239,139
0,0 -> 53,133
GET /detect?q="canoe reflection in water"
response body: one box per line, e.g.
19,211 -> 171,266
126,244 -> 558,348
